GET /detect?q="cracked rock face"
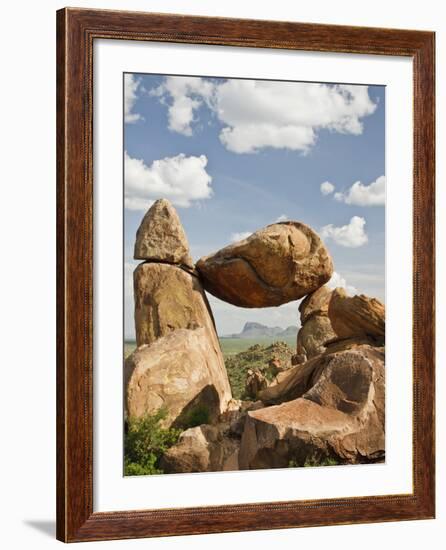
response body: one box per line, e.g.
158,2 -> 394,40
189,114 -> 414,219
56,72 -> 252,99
196,222 -> 334,308
134,198 -> 194,268
134,262 -> 218,347
160,424 -> 240,473
125,328 -> 232,428
240,346 -> 385,469
328,288 -> 385,344
296,285 -> 337,359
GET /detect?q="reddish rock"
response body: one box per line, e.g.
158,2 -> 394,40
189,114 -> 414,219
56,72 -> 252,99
196,222 -> 333,307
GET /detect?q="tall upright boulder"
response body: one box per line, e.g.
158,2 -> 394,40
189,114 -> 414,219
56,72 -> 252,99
296,285 -> 337,360
196,222 -> 333,307
126,199 -> 232,425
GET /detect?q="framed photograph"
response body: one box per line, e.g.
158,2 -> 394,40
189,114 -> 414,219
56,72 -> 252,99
56,8 -> 435,542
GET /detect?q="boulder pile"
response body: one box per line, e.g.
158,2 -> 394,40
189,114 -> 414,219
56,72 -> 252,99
125,199 -> 385,473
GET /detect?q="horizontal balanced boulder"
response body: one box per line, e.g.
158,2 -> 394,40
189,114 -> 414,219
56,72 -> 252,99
196,222 -> 333,307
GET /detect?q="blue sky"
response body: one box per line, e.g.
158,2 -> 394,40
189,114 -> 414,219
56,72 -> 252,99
124,74 -> 385,338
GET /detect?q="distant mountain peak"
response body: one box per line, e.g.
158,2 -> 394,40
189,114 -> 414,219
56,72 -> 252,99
224,322 -> 298,339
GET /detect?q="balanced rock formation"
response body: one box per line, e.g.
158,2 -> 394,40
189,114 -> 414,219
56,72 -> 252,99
125,328 -> 231,427
196,222 -> 333,307
160,424 -> 240,473
134,198 -> 194,268
296,286 -> 337,359
240,346 -> 385,468
328,288 -> 385,344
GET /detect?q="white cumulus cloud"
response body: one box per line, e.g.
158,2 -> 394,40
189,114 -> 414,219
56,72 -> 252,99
320,216 -> 368,248
124,152 -> 213,211
275,214 -> 289,222
151,77 -> 377,154
150,77 -> 214,135
124,74 -> 143,124
326,271 -> 358,295
320,181 -> 335,195
230,231 -> 252,243
334,175 -> 385,206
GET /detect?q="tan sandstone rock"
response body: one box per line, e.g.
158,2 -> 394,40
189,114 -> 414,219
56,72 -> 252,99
134,199 -> 193,268
299,285 -> 333,322
295,285 -> 336,359
259,344 -> 383,406
125,327 -> 232,427
328,288 -> 385,344
244,369 -> 268,399
196,222 -> 333,307
240,346 -> 385,468
160,424 -> 240,473
134,262 -> 222,348
296,315 -> 337,359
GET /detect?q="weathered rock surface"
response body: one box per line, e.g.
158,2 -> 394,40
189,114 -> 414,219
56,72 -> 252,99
299,285 -> 333,323
125,327 -> 232,427
328,288 -> 385,344
134,262 -> 221,348
240,346 -> 385,468
134,199 -> 194,267
259,344 -> 383,406
245,369 -> 268,399
196,222 -> 333,307
296,285 -> 337,359
296,315 -> 337,359
160,424 -> 240,473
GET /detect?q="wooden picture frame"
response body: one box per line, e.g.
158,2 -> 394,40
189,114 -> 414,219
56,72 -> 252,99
56,7 -> 435,542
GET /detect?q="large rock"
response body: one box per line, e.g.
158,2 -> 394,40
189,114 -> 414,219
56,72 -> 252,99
125,327 -> 232,427
240,346 -> 385,468
134,262 -> 222,348
259,344 -> 383,406
134,199 -> 193,268
328,289 -> 385,344
244,369 -> 268,399
299,285 -> 333,322
296,315 -> 337,359
296,286 -> 337,359
160,424 -> 240,473
196,222 -> 333,307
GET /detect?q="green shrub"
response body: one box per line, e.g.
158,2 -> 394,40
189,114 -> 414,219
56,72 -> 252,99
179,404 -> 210,429
124,409 -> 181,476
288,455 -> 340,468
